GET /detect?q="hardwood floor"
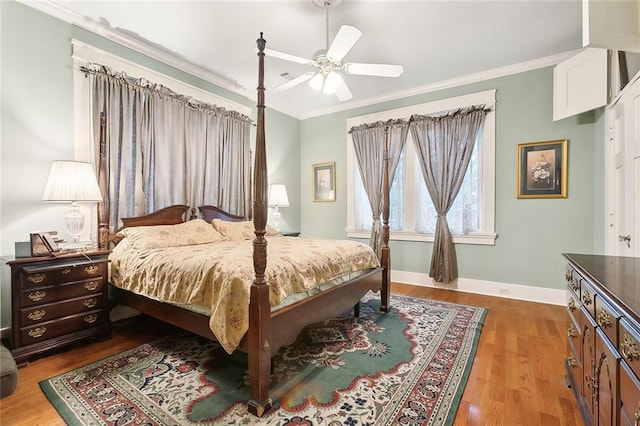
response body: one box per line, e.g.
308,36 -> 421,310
0,283 -> 583,425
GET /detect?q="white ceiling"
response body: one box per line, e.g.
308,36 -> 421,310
39,0 -> 583,118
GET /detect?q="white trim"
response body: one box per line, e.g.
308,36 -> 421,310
391,270 -> 566,306
346,90 -> 497,246
301,51 -> 578,119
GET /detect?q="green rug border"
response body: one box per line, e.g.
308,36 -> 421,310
39,294 -> 488,425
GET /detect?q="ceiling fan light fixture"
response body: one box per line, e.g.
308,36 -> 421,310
323,71 -> 342,94
309,73 -> 324,91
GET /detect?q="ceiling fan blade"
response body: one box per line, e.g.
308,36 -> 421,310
343,63 -> 404,77
262,48 -> 313,65
273,72 -> 316,91
326,25 -> 362,61
334,75 -> 353,102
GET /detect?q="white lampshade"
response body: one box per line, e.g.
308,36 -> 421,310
42,161 -> 103,202
42,160 -> 103,246
268,184 -> 290,208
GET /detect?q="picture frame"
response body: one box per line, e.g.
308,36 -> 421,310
312,162 -> 336,202
30,232 -> 60,256
516,139 -> 568,199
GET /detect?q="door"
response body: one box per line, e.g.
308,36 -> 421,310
606,76 -> 639,256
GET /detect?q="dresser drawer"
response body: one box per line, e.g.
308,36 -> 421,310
565,266 -> 580,300
20,261 -> 105,289
20,278 -> 104,307
19,293 -> 104,325
19,310 -> 107,346
595,295 -> 622,347
580,278 -> 596,320
620,318 -> 640,380
620,360 -> 640,425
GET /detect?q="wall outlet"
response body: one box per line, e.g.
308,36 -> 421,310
498,287 -> 510,294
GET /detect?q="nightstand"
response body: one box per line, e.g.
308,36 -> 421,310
4,250 -> 111,366
281,231 -> 300,237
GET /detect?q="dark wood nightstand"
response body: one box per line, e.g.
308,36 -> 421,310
4,250 -> 111,366
280,232 -> 300,237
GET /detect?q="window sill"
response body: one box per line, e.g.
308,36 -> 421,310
346,230 -> 497,246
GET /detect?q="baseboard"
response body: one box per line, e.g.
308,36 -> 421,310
391,270 -> 566,306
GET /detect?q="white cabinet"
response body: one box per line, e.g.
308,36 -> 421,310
553,48 -> 609,121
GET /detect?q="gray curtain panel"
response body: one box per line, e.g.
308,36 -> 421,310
84,64 -> 252,230
409,106 -> 488,283
350,119 -> 408,257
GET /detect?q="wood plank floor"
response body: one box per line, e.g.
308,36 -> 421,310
0,283 -> 583,425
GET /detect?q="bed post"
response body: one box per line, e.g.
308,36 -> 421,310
380,126 -> 390,313
247,32 -> 273,417
97,112 -> 109,250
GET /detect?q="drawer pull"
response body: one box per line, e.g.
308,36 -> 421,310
83,298 -> 97,308
28,327 -> 46,338
84,281 -> 99,291
597,309 -> 612,328
568,298 -> 576,312
27,310 -> 46,321
622,334 -> 640,361
567,354 -> 577,368
568,325 -> 578,339
635,405 -> 640,423
569,278 -> 580,293
27,273 -> 46,284
61,268 -> 71,274
585,373 -> 598,392
582,291 -> 592,306
28,291 -> 46,302
84,314 -> 98,324
84,265 -> 99,275
564,270 -> 572,282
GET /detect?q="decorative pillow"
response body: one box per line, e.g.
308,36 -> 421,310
212,219 -> 280,240
121,219 -> 224,253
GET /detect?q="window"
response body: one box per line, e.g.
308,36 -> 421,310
346,90 -> 496,245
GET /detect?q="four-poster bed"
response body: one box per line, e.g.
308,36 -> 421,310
98,33 -> 392,417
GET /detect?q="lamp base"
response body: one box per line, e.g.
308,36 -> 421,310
65,202 -> 85,245
272,206 -> 282,232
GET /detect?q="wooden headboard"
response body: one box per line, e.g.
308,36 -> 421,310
199,205 -> 245,223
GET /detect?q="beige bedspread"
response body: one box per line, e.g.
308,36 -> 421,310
109,236 -> 380,353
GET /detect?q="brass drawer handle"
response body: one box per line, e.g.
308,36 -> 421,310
564,270 -> 572,281
568,325 -> 578,339
597,309 -> 612,328
61,268 -> 71,274
567,354 -> 577,368
568,298 -> 576,312
569,280 -> 579,293
622,334 -> 640,361
84,281 -> 100,291
84,265 -> 99,275
83,298 -> 97,308
27,273 -> 46,284
28,327 -> 46,338
27,310 -> 46,321
28,290 -> 46,302
84,314 -> 98,324
582,291 -> 592,306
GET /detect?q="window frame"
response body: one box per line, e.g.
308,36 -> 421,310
346,90 -> 497,245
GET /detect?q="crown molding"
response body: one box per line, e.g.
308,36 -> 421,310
299,50 -> 582,120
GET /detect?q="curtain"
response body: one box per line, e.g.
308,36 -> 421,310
83,64 -> 252,230
349,119 -> 408,256
409,106 -> 488,283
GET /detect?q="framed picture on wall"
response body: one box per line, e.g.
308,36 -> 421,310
516,139 -> 568,199
313,162 -> 336,202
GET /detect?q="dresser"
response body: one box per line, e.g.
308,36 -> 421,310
4,250 -> 111,366
564,253 -> 640,426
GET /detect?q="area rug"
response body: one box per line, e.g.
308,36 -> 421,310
40,294 -> 486,425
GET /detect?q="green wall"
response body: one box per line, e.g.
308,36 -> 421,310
1,1 -> 604,332
300,68 -> 602,290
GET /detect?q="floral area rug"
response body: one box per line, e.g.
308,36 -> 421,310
40,294 -> 486,425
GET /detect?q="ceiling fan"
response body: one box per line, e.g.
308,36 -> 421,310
265,0 -> 404,101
